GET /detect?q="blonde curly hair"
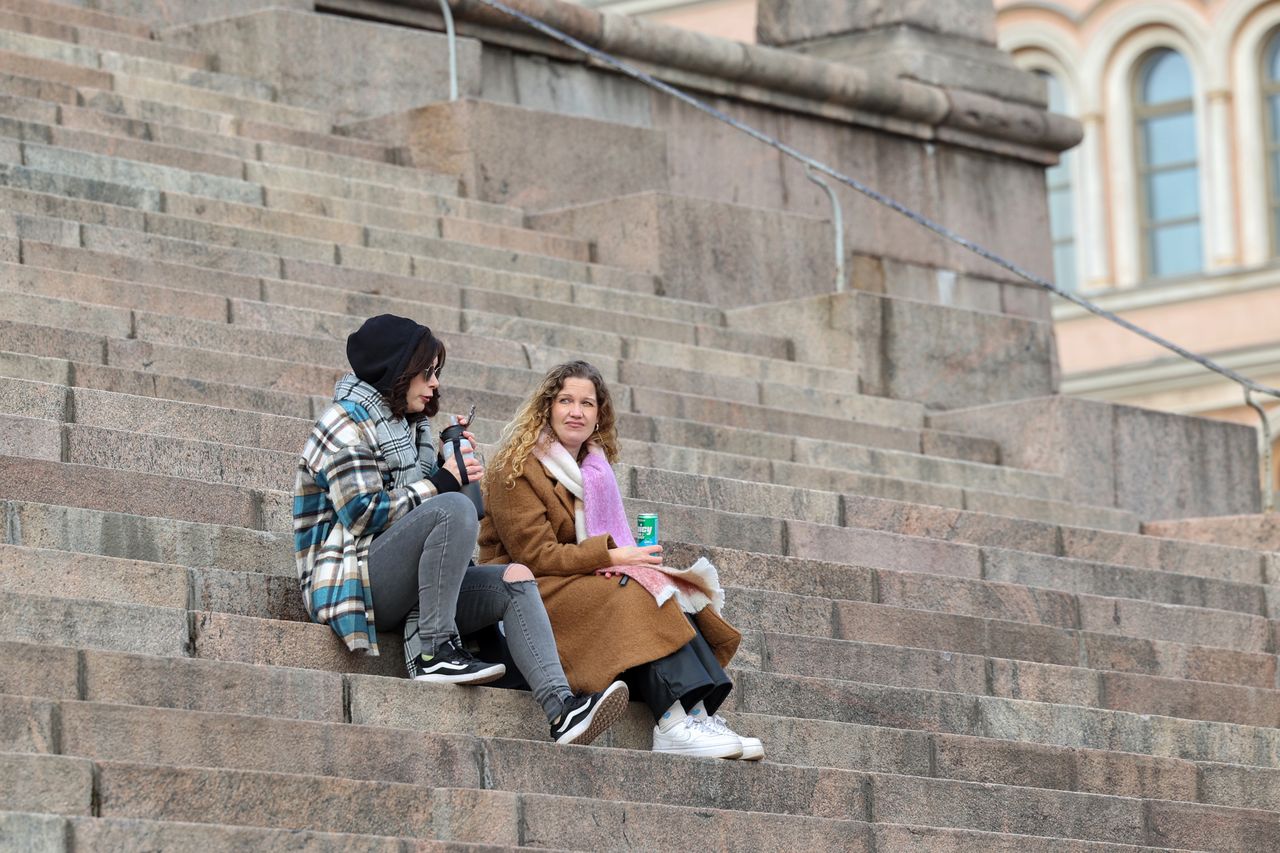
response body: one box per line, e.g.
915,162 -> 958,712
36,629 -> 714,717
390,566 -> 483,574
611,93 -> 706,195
489,360 -> 620,489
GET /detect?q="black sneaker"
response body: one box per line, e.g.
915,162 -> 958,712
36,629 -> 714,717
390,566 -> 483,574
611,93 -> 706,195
412,637 -> 506,685
550,680 -> 629,745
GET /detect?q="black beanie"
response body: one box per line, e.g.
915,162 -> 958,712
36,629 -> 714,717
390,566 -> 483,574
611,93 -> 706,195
346,314 -> 430,392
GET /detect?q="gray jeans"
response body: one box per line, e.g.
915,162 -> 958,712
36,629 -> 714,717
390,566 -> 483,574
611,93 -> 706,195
366,492 -> 573,721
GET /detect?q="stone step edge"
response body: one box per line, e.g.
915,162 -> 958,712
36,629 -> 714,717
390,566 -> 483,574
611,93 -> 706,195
3,634 -> 1275,795
5,496 -> 1273,692
0,104 -> 496,215
0,808 -> 571,853
6,685 -> 1280,844
0,231 -> 779,360
9,692 -> 1266,826
1,0 -> 154,39
0,5 -> 209,68
7,539 -> 1280,722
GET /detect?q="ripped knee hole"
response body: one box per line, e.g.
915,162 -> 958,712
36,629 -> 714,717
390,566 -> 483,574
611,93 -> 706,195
502,564 -> 535,583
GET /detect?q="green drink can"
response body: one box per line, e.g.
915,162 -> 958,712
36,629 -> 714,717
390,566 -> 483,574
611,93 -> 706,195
636,513 -> 659,547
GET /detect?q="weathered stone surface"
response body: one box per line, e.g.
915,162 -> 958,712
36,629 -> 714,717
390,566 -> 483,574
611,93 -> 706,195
0,544 -> 189,610
342,99 -> 668,210
931,397 -> 1262,519
727,290 -> 1054,408
70,816 -> 414,853
0,591 -> 187,657
1143,513 -> 1280,554
0,753 -> 92,816
531,192 -> 832,307
0,641 -> 78,700
83,649 -> 344,723
0,811 -> 65,853
166,10 -> 480,124
94,760 -> 438,837
0,694 -> 57,754
757,0 -> 997,47
193,611 -> 402,679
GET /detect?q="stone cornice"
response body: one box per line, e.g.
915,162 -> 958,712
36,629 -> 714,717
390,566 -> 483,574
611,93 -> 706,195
319,0 -> 1082,157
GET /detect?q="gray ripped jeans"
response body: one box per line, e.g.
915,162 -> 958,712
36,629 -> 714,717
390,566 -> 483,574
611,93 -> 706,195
366,492 -> 574,722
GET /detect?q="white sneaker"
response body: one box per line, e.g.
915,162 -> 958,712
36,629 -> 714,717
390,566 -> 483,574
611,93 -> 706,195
704,713 -> 765,761
652,716 -> 743,759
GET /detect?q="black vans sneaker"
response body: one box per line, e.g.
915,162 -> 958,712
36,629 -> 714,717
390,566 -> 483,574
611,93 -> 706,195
550,680 -> 630,745
412,637 -> 506,685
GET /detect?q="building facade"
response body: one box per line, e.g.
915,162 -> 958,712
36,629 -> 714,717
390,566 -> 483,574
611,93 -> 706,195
573,0 -> 1280,494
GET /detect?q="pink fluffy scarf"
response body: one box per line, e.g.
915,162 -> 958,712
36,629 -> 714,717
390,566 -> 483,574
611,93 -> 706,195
533,436 -> 724,614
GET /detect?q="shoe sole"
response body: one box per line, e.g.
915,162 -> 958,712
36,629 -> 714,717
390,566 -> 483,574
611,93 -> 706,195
737,742 -> 765,761
652,741 -> 744,759
556,681 -> 630,746
413,662 -> 507,685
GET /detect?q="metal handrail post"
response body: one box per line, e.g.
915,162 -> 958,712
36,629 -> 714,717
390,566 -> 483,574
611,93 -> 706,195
805,165 -> 846,293
1245,389 -> 1275,512
439,0 -> 459,101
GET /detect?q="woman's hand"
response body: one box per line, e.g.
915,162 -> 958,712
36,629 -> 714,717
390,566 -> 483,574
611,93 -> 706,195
608,544 -> 663,567
441,450 -> 484,485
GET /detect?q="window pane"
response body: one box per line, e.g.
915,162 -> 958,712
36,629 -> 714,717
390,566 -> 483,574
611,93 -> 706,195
1272,151 -> 1280,202
1143,112 -> 1197,166
1268,34 -> 1280,82
1141,50 -> 1192,104
1053,242 -> 1077,291
1049,186 -> 1074,240
1269,94 -> 1280,139
1146,167 -> 1200,223
1149,221 -> 1202,278
1038,70 -> 1068,113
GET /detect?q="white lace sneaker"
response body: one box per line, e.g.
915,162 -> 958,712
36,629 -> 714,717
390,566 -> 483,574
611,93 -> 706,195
651,716 -> 743,759
704,713 -> 765,761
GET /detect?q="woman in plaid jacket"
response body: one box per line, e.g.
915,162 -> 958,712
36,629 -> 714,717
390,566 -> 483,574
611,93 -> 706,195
293,314 -> 628,745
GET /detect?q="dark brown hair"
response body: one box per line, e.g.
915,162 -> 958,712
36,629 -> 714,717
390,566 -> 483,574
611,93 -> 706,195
383,332 -> 446,422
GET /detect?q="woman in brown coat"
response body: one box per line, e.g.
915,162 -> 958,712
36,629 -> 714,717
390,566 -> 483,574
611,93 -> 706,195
480,360 -> 764,760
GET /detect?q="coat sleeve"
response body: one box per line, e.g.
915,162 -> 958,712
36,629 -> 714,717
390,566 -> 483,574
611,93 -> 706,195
486,471 -> 614,576
317,441 -> 437,539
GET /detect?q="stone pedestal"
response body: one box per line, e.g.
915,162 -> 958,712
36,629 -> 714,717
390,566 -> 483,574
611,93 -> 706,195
756,0 -> 1044,106
930,397 -> 1263,520
724,291 -> 1058,410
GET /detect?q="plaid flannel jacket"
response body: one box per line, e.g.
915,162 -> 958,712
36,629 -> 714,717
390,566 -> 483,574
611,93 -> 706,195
293,400 -> 439,654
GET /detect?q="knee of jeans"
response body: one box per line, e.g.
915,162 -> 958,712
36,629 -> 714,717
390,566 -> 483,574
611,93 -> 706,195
437,491 -> 478,530
502,563 -> 535,583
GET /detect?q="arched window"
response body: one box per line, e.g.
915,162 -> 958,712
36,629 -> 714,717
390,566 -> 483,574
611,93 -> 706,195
1134,49 -> 1201,279
1265,33 -> 1280,256
1037,70 -> 1077,290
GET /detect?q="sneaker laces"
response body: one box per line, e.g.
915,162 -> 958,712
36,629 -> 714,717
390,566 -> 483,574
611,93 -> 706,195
702,713 -> 737,736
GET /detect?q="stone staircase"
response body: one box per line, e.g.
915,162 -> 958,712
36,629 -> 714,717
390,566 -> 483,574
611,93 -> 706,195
0,1 -> 1277,850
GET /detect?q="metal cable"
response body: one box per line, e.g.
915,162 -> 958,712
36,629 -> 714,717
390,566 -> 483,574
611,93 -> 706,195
467,0 -> 1280,401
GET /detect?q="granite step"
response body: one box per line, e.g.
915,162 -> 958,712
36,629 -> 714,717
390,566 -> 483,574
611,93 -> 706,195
0,635 -> 1271,817
0,105 -> 465,199
0,809 -> 524,853
3,751 -> 879,849
0,640 -> 1213,807
0,9 -> 205,69
0,27 -> 270,99
8,541 -> 1280,731
0,378 -> 1238,598
2,654 -> 1277,849
0,0 -> 153,40
6,695 -> 1269,850
2,509 -> 1274,691
70,84 -> 411,167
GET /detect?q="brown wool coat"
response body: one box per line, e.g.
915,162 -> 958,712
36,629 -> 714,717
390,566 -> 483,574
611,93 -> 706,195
478,459 -> 740,694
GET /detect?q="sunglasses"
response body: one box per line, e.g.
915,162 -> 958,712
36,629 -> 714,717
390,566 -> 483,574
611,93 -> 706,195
422,363 -> 443,381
